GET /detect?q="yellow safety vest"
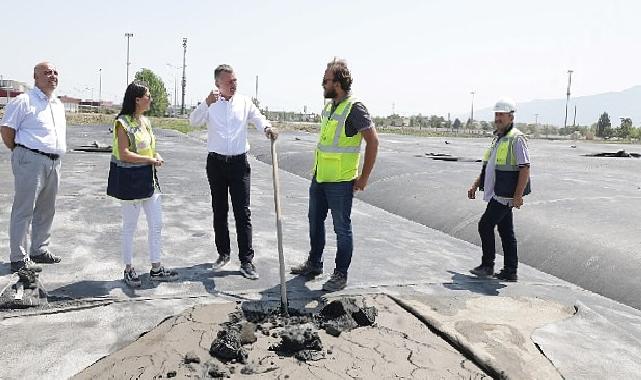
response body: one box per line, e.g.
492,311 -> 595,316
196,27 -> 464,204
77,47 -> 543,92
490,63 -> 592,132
483,127 -> 523,169
313,96 -> 363,182
112,115 -> 156,162
481,127 -> 531,197
106,114 -> 159,200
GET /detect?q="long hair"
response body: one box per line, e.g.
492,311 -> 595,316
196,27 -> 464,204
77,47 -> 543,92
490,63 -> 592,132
117,82 -> 148,119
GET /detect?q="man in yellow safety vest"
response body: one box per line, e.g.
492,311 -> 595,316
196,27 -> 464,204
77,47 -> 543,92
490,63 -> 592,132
291,58 -> 379,292
467,98 -> 531,282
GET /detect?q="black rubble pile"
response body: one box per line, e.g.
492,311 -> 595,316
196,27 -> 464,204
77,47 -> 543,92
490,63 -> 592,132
320,298 -> 377,337
270,323 -> 326,361
16,268 -> 39,288
209,328 -> 248,364
0,268 -> 48,309
194,297 -> 379,375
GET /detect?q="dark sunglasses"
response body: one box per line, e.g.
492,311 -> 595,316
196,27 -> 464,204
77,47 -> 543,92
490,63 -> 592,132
44,70 -> 59,76
322,78 -> 335,85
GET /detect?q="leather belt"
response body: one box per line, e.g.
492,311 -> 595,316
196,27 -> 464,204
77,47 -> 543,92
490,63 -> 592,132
16,144 -> 60,160
208,152 -> 246,163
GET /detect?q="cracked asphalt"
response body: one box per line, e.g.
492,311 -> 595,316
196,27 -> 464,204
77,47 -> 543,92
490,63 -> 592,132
0,125 -> 640,379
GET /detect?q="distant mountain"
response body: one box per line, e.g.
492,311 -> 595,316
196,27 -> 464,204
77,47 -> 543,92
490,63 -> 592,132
471,86 -> 641,127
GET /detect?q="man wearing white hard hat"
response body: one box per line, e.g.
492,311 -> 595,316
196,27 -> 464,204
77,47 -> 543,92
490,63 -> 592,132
467,98 -> 531,282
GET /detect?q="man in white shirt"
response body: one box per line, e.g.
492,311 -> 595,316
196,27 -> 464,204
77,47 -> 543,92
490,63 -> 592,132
1,62 -> 67,273
189,64 -> 277,280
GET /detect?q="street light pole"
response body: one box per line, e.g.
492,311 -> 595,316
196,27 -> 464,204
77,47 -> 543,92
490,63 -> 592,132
564,69 -> 573,129
125,33 -> 134,85
166,63 -> 180,114
181,37 -> 187,115
470,91 -> 475,125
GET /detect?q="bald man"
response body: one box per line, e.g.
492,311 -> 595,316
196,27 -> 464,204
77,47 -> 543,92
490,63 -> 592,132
1,62 -> 67,273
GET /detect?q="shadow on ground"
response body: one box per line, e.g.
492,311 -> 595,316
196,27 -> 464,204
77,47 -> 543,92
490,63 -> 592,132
46,263 -> 220,299
443,271 -> 506,296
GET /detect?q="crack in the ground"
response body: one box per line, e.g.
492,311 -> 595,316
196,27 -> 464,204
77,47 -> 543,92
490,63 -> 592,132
534,342 -> 566,380
390,296 -> 498,379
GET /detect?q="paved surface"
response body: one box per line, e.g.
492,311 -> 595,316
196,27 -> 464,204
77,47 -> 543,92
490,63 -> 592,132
0,125 -> 639,379
247,131 -> 641,310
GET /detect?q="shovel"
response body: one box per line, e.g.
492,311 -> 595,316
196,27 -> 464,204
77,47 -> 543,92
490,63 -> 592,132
270,138 -> 288,315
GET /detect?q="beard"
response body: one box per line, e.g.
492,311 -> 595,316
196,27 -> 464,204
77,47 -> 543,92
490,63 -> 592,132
324,87 -> 337,99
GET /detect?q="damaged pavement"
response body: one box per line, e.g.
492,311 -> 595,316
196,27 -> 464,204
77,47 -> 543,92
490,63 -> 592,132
1,126 -> 641,379
73,295 -> 489,379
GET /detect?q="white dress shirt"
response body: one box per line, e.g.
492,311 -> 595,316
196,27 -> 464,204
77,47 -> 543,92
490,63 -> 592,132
189,94 -> 270,155
0,87 -> 67,155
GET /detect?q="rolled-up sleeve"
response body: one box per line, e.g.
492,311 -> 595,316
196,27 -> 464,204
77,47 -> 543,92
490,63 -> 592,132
247,100 -> 271,132
1,97 -> 26,130
189,102 -> 209,127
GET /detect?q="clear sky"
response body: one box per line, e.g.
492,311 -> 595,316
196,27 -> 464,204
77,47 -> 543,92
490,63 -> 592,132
2,0 -> 639,118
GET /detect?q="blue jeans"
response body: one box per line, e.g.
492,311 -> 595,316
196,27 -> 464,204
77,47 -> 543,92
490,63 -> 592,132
308,177 -> 354,275
478,198 -> 518,272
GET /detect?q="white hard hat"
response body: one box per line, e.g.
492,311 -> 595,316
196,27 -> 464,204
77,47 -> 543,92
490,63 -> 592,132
493,98 -> 516,113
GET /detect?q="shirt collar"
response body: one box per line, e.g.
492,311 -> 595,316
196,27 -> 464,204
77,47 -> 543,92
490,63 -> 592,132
32,86 -> 58,103
494,123 -> 513,138
332,93 -> 351,106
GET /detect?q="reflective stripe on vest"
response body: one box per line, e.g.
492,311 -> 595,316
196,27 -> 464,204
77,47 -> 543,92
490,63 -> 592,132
314,96 -> 363,182
111,115 -> 156,167
482,127 -> 523,172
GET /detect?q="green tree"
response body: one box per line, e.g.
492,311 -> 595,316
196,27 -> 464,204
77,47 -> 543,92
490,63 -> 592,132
617,118 -> 632,139
452,118 -> 462,130
134,68 -> 169,117
596,112 -> 611,138
429,115 -> 444,129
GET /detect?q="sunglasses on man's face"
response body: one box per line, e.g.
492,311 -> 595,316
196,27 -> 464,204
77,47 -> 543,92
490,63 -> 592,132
43,70 -> 59,76
322,78 -> 335,86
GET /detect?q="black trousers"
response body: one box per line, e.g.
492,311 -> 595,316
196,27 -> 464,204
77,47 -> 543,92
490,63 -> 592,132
478,198 -> 518,272
206,153 -> 254,263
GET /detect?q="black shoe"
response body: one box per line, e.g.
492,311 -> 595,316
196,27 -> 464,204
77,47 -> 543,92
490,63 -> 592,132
240,262 -> 259,280
150,266 -> 179,282
31,251 -> 62,264
470,264 -> 494,277
494,269 -> 518,282
290,260 -> 323,276
10,258 -> 42,273
212,255 -> 231,271
123,268 -> 142,288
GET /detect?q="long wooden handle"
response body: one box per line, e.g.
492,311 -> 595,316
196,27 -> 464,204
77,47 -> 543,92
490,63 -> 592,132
271,138 -> 288,315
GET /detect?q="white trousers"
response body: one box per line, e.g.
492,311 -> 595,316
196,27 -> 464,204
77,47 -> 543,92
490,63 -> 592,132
121,193 -> 162,265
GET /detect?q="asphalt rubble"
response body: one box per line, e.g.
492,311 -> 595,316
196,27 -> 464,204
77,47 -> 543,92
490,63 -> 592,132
0,268 -> 48,309
204,297 -> 377,378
